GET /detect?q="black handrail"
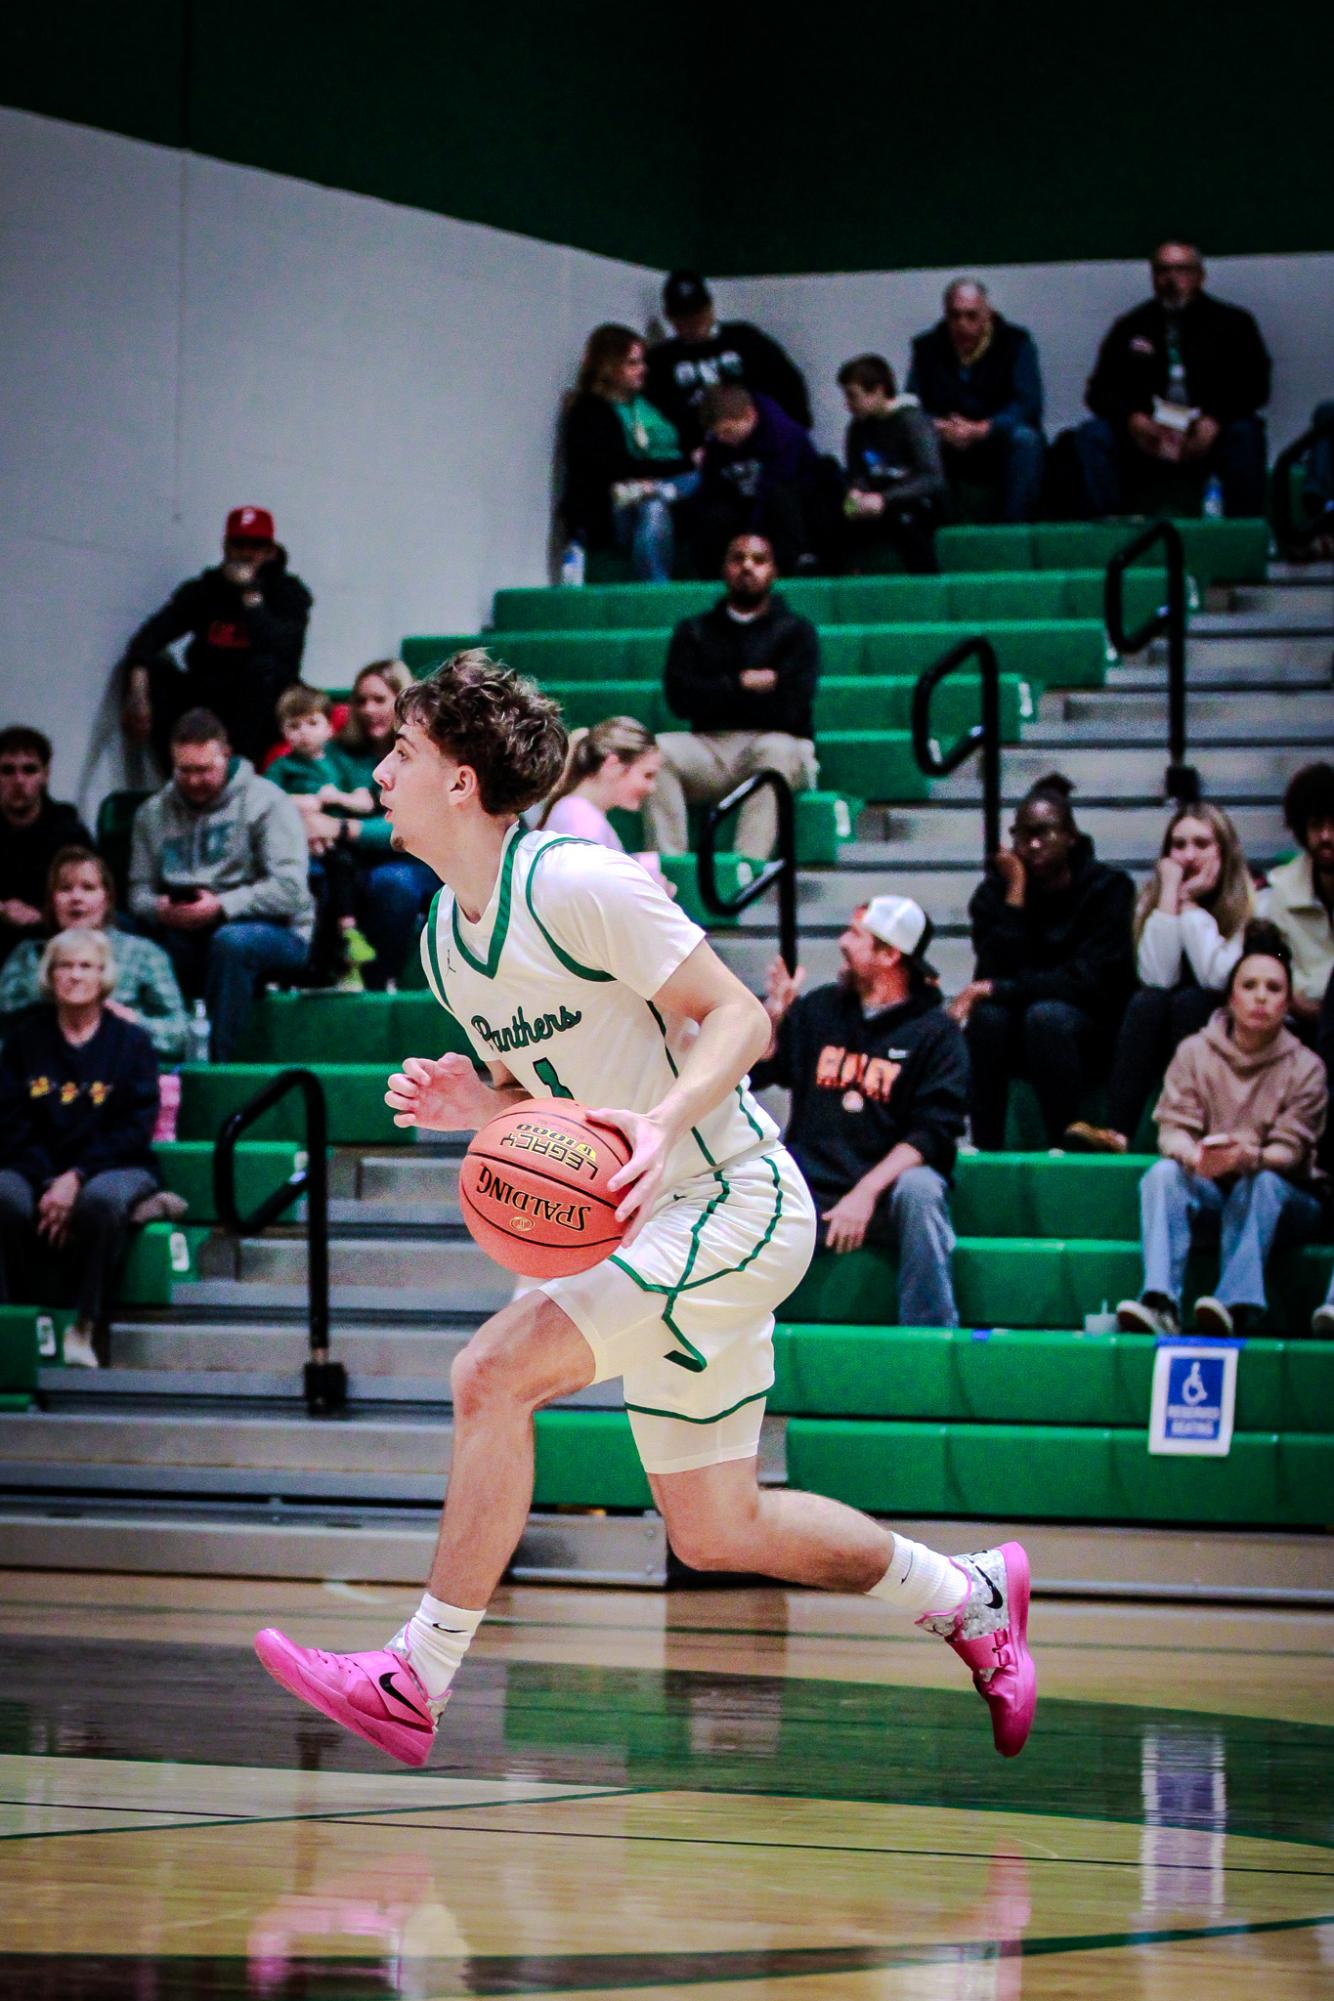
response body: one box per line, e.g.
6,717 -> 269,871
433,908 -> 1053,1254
1271,411 -> 1334,554
1104,519 -> 1196,803
213,1067 -> 342,1417
698,769 -> 799,973
911,635 -> 1002,864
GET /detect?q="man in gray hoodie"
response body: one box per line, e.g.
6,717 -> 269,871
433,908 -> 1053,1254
129,708 -> 313,1060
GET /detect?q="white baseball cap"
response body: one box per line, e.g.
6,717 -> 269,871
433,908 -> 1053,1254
862,895 -> 937,975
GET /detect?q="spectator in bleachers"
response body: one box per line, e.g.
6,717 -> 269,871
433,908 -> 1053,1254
646,270 -> 812,452
907,280 -> 1045,523
694,385 -> 830,575
949,774 -> 1136,1149
128,708 -> 312,1061
560,325 -> 697,582
269,684 -> 376,984
0,727 -> 93,971
643,534 -> 819,861
536,717 -> 669,887
1289,399 -> 1334,559
838,355 -> 947,575
1075,243 -> 1271,518
1258,762 -> 1334,1035
0,928 -> 161,1368
752,897 -> 966,1326
1067,803 -> 1254,1153
1116,922 -> 1326,1337
306,661 -> 439,992
120,505 -> 313,771
0,847 -> 187,1060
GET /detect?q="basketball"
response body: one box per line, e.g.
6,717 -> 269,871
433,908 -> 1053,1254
459,1099 -> 633,1278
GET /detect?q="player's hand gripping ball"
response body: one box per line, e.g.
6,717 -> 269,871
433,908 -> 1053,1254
460,1100 -> 633,1278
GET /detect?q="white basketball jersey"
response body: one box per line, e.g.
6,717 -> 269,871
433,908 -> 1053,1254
419,827 -> 778,1189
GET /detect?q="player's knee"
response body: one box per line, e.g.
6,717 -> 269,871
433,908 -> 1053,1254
449,1335 -> 535,1421
665,1498 -> 760,1573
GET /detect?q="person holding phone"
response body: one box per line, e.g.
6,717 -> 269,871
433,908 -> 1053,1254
1116,921 -> 1326,1337
128,708 -> 312,1061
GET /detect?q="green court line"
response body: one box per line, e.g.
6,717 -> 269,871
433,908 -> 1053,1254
0,1783 -> 640,1844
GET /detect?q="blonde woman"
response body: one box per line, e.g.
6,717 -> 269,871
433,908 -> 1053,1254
1068,802 -> 1254,1152
0,928 -> 161,1366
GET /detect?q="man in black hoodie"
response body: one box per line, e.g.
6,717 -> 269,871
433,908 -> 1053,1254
949,775 -> 1136,1149
646,270 -> 812,451
1074,243 -> 1271,517
752,896 -> 967,1326
0,727 -> 93,969
643,534 -> 820,859
120,505 -> 314,771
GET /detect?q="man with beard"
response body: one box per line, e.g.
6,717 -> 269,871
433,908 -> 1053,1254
752,896 -> 967,1328
643,534 -> 820,860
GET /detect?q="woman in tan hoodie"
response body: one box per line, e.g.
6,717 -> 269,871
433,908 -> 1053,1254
1117,922 -> 1327,1337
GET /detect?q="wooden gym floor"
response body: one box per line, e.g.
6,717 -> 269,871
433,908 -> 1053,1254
0,1568 -> 1330,1998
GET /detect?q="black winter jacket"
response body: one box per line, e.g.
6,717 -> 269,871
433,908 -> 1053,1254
907,316 -> 1044,432
1085,292 -> 1271,426
121,549 -> 313,745
664,594 -> 820,740
559,392 -> 687,549
968,837 -> 1136,1023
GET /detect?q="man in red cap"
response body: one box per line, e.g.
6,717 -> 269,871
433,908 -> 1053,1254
120,507 -> 313,770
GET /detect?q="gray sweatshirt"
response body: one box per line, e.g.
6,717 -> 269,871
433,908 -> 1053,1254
129,757 -> 314,945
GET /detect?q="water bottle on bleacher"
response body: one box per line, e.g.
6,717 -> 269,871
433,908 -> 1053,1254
186,999 -> 211,1065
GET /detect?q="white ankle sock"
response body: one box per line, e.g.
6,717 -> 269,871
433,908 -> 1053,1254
391,1594 -> 485,1700
867,1535 -> 968,1619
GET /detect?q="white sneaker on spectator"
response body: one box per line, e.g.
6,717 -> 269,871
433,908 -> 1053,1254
1194,1296 -> 1237,1336
62,1324 -> 100,1369
1116,1294 -> 1179,1335
1312,1303 -> 1334,1337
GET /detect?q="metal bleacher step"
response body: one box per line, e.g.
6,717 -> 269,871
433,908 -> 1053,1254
927,742 -> 1316,801
1149,631 -> 1331,671
1045,688 -> 1334,736
844,799 -> 1290,863
1225,581 -> 1334,618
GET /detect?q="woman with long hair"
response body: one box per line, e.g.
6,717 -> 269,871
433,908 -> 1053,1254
0,846 -> 187,1058
1115,921 -> 1326,1337
536,717 -> 668,886
1069,801 -> 1255,1151
560,324 -> 697,580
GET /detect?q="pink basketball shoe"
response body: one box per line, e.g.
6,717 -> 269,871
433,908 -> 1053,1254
916,1541 -> 1036,1757
253,1630 -> 443,1767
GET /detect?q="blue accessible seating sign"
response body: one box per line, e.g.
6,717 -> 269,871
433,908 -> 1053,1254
1148,1340 -> 1240,1457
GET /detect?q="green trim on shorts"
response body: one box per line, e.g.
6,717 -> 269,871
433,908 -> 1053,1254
524,837 -> 615,982
624,1384 -> 773,1426
609,1151 -> 785,1376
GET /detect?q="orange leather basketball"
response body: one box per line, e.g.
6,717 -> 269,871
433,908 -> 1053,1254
459,1100 -> 632,1278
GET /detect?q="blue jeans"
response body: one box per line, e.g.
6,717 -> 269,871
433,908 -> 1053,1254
1139,1159 -> 1322,1312
614,471 -> 701,581
1075,413 -> 1267,518
353,857 -> 439,989
943,423 -> 1045,523
160,921 -> 309,1062
864,1165 -> 959,1327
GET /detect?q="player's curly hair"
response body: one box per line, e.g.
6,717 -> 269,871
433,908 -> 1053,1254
396,650 -> 568,818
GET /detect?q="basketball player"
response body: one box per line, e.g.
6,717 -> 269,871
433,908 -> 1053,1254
255,652 -> 1036,1764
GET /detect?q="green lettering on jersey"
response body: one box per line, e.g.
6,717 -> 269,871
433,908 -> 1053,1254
471,1004 -> 583,1055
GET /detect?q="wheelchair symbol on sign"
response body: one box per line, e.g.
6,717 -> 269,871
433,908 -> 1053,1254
1181,1361 -> 1209,1405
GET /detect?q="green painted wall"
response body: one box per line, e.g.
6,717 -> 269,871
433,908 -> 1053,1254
6,3 -> 1333,272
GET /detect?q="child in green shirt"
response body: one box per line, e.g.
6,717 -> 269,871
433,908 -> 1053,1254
271,685 -> 375,982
